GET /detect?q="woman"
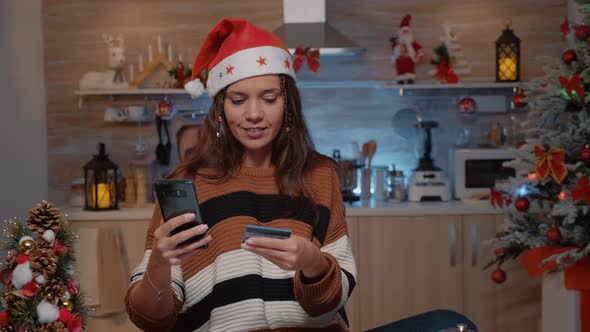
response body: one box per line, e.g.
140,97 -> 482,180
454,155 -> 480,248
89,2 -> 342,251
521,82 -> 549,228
176,124 -> 201,163
125,18 -> 357,332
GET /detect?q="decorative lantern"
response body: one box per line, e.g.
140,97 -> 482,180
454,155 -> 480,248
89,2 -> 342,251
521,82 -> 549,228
495,19 -> 521,82
84,143 -> 119,210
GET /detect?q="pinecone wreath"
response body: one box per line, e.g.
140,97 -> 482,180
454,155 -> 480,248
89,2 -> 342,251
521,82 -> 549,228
2,283 -> 19,308
35,236 -> 53,250
4,249 -> 18,270
35,321 -> 68,332
38,278 -> 67,305
27,201 -> 62,235
30,249 -> 57,278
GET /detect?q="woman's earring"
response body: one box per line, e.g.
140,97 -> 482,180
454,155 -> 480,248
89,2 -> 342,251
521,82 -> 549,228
216,116 -> 222,138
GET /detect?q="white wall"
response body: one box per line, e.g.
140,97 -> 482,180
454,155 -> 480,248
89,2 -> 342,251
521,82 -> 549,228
0,0 -> 48,218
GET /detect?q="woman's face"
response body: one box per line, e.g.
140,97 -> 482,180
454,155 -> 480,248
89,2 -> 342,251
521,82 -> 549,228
223,75 -> 284,156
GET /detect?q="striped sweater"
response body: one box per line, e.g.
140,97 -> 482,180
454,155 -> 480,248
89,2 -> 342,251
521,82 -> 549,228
125,160 -> 357,332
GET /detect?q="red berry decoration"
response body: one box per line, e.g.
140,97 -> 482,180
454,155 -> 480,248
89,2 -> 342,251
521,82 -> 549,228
512,91 -> 527,108
491,268 -> 507,284
562,49 -> 577,65
494,248 -> 506,256
575,25 -> 590,40
546,226 -> 562,244
515,197 -> 530,212
579,144 -> 590,165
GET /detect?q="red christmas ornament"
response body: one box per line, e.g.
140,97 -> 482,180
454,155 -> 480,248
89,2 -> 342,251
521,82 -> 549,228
0,310 -> 8,327
458,97 -> 477,114
515,197 -> 530,212
546,226 -> 562,244
575,25 -> 590,40
579,144 -> 590,164
494,248 -> 506,256
158,97 -> 173,118
512,91 -> 527,108
491,268 -> 507,284
562,49 -> 577,65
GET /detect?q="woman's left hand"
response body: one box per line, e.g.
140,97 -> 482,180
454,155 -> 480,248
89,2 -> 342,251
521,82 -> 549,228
241,235 -> 329,279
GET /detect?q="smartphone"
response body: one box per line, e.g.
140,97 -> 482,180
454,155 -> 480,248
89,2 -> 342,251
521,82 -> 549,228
242,225 -> 292,243
153,179 -> 206,247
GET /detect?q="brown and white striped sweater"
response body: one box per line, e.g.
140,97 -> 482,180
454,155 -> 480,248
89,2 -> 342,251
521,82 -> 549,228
125,160 -> 357,332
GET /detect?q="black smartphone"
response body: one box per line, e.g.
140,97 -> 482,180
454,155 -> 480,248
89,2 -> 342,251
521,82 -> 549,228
153,179 -> 206,247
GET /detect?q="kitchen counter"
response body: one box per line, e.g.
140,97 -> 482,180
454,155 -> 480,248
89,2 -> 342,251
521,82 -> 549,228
65,200 -> 503,221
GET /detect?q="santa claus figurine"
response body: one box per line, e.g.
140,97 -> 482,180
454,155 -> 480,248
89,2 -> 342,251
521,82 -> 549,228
391,15 -> 424,84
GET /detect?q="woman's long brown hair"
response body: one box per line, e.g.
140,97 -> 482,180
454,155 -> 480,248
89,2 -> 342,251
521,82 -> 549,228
168,74 -> 329,202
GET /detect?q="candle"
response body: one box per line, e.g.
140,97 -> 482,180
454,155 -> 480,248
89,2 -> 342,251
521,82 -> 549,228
498,57 -> 517,81
148,45 -> 153,62
129,63 -> 134,81
139,55 -> 144,72
91,183 -> 111,209
168,44 -> 173,62
157,35 -> 163,54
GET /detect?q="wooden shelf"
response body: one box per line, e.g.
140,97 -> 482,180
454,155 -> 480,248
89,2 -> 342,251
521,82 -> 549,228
74,81 -> 519,109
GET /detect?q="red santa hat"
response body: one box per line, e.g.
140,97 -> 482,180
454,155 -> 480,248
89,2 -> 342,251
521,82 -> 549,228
184,18 -> 296,98
400,15 -> 412,28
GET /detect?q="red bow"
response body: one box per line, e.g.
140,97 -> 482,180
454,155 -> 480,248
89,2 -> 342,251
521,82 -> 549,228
560,74 -> 584,101
572,177 -> 590,204
434,59 -> 458,83
534,145 -> 567,184
293,46 -> 320,74
561,16 -> 571,40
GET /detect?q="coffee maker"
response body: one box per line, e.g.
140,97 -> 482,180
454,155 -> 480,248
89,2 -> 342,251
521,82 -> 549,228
333,149 -> 360,203
407,120 -> 452,202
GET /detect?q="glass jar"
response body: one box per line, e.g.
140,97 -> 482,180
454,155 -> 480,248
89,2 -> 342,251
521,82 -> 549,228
69,178 -> 86,208
386,170 -> 406,202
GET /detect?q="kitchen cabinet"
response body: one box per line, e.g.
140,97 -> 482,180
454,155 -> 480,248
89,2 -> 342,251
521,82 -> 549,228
348,214 -> 540,332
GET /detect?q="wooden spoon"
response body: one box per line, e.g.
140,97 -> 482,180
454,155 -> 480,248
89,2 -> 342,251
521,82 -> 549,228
361,143 -> 369,168
367,140 -> 377,169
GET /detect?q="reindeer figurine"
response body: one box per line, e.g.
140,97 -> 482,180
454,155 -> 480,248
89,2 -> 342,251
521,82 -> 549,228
79,33 -> 128,89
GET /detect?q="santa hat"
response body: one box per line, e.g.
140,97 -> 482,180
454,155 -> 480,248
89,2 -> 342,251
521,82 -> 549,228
184,18 -> 296,98
400,15 -> 412,28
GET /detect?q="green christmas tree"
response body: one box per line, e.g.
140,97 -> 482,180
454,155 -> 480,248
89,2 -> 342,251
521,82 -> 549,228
485,15 -> 590,286
0,202 -> 88,331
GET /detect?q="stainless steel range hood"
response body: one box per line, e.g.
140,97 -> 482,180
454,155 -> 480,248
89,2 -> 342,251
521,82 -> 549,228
273,0 -> 364,56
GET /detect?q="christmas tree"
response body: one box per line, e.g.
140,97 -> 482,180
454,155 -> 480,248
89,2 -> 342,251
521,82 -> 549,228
485,16 -> 590,291
0,201 -> 88,331
429,24 -> 471,83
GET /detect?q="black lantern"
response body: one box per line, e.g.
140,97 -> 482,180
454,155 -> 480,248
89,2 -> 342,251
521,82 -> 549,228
495,19 -> 521,82
84,143 -> 119,210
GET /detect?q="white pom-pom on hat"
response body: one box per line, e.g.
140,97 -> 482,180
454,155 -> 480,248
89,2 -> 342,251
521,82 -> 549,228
42,230 -> 55,243
18,236 -> 34,245
37,300 -> 59,324
184,79 -> 205,99
12,261 -> 33,289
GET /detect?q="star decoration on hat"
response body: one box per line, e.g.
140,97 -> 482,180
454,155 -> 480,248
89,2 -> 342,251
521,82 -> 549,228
257,56 -> 267,66
284,59 -> 290,69
226,65 -> 234,75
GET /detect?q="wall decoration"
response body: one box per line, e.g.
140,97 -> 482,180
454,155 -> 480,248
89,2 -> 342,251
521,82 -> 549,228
79,33 -> 128,90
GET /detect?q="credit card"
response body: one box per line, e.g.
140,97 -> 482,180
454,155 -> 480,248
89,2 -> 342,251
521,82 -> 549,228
242,225 -> 292,243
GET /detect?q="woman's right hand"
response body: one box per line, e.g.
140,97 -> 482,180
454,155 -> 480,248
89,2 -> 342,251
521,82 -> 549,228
152,213 -> 212,265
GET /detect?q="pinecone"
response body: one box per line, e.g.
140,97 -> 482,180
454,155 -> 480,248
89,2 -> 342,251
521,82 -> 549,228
27,201 -> 62,235
30,249 -> 57,278
35,236 -> 53,250
4,249 -> 18,270
2,283 -> 19,307
35,321 -> 68,332
38,277 -> 67,304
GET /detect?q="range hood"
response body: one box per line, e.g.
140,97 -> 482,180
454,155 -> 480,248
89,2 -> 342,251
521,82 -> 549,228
273,0 -> 364,56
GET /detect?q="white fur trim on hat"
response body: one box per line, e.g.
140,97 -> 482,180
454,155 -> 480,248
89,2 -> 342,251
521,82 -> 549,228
206,46 -> 296,97
184,79 -> 206,98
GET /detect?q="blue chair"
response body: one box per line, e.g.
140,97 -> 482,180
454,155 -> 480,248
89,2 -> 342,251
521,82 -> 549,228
365,309 -> 478,332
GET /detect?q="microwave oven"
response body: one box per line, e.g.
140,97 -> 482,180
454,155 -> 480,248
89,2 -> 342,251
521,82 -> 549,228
450,148 -> 517,200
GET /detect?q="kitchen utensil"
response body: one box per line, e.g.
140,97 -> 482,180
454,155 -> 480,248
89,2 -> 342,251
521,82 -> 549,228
163,119 -> 172,165
155,117 -> 167,164
367,140 -> 377,169
361,143 -> 369,167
